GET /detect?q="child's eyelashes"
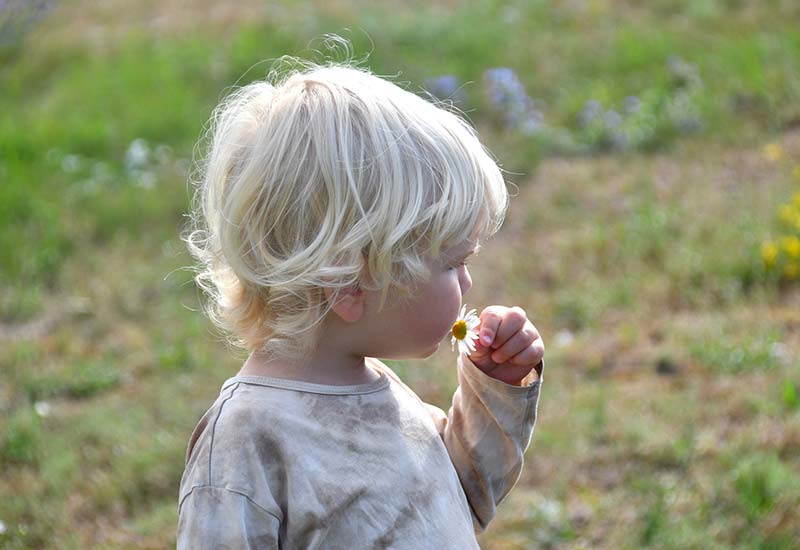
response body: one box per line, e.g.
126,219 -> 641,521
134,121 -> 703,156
447,261 -> 469,271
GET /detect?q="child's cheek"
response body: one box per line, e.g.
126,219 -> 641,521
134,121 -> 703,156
433,272 -> 464,331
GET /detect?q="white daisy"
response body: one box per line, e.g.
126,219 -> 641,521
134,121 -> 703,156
451,304 -> 480,355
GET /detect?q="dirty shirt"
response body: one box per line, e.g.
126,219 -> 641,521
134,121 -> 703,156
177,355 -> 544,549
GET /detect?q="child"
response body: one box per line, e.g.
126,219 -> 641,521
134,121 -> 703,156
178,60 -> 546,549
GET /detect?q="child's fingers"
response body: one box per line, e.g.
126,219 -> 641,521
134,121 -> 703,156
507,342 -> 545,367
490,327 -> 534,364
488,306 -> 527,350
478,306 -> 505,346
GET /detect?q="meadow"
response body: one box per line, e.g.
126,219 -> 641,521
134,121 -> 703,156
1,0 -> 799,548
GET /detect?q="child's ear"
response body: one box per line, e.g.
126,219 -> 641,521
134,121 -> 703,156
323,285 -> 364,323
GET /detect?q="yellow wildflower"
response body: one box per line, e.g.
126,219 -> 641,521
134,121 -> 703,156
782,235 -> 800,258
764,142 -> 783,162
783,262 -> 799,280
779,204 -> 795,224
762,241 -> 779,267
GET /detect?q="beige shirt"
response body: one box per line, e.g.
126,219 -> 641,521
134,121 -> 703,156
177,355 -> 544,549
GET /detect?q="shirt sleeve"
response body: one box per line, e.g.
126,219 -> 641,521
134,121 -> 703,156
424,356 -> 544,533
177,485 -> 281,549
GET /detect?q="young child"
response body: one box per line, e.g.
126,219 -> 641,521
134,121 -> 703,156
178,61 -> 546,549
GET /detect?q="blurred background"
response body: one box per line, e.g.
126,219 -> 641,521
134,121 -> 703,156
1,0 -> 799,548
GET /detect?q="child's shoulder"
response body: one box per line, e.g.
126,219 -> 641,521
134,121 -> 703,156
210,376 -> 306,429
184,379 -> 290,458
180,380 -> 291,518
187,364 -> 415,460
198,368 -> 395,438
366,357 -> 405,386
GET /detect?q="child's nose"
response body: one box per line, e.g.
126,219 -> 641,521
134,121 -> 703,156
459,266 -> 472,295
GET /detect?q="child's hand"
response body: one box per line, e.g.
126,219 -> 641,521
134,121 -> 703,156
467,306 -> 544,386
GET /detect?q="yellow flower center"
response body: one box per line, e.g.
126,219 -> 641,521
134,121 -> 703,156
452,320 -> 467,340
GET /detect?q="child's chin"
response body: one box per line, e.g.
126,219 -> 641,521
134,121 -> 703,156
419,341 -> 440,357
401,343 -> 439,359
384,341 -> 440,360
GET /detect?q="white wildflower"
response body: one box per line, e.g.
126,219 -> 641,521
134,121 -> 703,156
451,304 -> 480,356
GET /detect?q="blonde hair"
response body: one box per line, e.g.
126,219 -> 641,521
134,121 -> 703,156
182,61 -> 508,362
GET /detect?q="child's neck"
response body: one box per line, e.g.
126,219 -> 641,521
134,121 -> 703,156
238,349 -> 382,386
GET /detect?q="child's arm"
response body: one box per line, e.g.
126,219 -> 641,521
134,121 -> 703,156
425,305 -> 545,533
177,486 -> 281,549
177,400 -> 284,549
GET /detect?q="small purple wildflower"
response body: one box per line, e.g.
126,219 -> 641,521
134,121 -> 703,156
424,75 -> 468,106
578,100 -> 603,127
483,67 -> 544,133
484,68 -> 527,108
668,92 -> 703,133
623,95 -> 641,113
604,110 -> 622,130
520,110 -> 545,135
0,0 -> 54,46
667,54 -> 702,89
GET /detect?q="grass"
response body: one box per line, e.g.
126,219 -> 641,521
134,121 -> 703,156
1,0 -> 800,547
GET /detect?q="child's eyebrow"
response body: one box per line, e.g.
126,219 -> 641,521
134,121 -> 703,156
442,243 -> 481,263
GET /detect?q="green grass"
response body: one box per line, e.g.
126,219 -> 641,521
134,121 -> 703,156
1,0 -> 800,547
